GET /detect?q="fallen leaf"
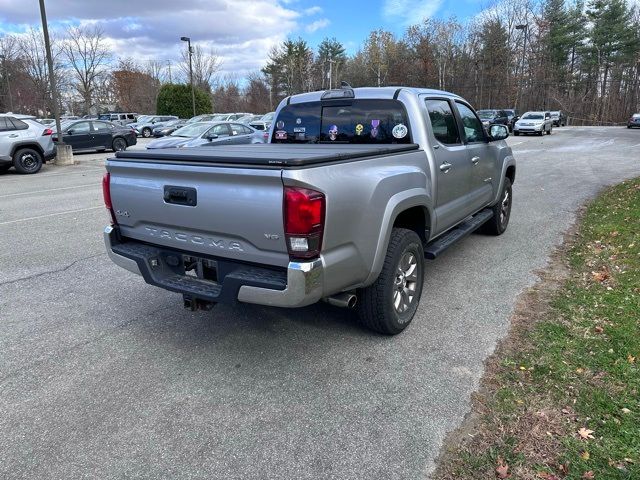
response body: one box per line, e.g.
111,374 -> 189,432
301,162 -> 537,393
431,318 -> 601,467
537,472 -> 559,479
582,471 -> 595,479
594,326 -> 604,333
576,368 -> 585,374
581,451 -> 590,460
496,459 -> 509,478
628,355 -> 636,364
591,270 -> 610,282
621,408 -> 631,414
558,464 -> 569,475
624,458 -> 635,464
578,427 -> 595,440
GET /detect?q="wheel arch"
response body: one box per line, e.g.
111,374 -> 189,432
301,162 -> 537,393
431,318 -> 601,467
10,141 -> 44,159
363,190 -> 433,287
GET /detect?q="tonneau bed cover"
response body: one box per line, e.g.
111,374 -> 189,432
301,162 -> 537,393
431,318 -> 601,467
114,143 -> 420,167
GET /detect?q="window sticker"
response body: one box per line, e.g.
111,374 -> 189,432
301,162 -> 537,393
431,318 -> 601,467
276,120 -> 285,129
275,130 -> 287,140
293,127 -> 306,133
328,124 -> 338,141
392,124 -> 408,139
355,124 -> 364,135
370,119 -> 380,138
296,118 -> 302,125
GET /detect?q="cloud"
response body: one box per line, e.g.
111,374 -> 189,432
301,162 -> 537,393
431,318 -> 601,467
0,0 -> 301,78
383,0 -> 443,25
303,6 -> 323,15
305,18 -> 330,33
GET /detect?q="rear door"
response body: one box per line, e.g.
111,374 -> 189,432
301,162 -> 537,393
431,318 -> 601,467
92,121 -> 113,148
228,124 -> 253,144
424,98 -> 474,233
454,101 -> 494,212
0,117 -> 23,159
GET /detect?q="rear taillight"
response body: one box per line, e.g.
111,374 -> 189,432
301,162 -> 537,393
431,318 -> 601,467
102,173 -> 117,225
42,128 -> 53,136
284,186 -> 325,260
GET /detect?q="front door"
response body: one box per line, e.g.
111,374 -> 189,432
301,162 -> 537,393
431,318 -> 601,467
424,98 -> 474,234
454,102 -> 494,212
64,121 -> 93,150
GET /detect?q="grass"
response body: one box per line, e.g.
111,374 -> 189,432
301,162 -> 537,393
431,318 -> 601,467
434,178 -> 640,479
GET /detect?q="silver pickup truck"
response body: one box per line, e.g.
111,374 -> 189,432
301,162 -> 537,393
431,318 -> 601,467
103,86 -> 516,334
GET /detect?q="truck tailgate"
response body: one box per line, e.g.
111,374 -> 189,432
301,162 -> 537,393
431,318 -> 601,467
107,160 -> 289,268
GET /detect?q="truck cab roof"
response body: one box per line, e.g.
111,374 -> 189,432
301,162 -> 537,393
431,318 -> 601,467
287,87 -> 463,105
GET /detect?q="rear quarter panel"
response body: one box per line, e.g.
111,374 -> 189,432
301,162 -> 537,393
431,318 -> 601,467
283,150 -> 433,295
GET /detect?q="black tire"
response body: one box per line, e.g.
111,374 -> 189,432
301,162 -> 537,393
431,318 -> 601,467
479,177 -> 512,236
514,131 -> 520,136
13,148 -> 43,174
112,137 -> 127,152
356,228 -> 424,335
142,127 -> 152,138
538,130 -> 544,136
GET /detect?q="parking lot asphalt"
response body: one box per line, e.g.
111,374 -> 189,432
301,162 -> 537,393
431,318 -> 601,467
1,128 -> 639,479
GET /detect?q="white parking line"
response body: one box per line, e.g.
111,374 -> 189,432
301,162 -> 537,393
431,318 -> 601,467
0,183 -> 97,198
510,141 -> 524,146
0,206 -> 103,226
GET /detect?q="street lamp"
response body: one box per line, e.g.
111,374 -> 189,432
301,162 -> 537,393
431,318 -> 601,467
180,36 -> 196,117
515,23 -> 528,112
0,54 -> 14,112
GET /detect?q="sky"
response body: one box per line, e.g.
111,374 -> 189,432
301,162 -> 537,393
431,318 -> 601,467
0,0 -> 483,79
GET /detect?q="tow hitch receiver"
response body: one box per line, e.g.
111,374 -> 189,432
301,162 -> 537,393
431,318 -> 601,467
183,295 -> 216,311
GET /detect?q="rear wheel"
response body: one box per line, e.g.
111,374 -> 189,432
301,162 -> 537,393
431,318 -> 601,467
112,137 -> 127,152
142,127 -> 152,138
356,228 -> 424,335
479,177 -> 512,236
13,148 -> 43,174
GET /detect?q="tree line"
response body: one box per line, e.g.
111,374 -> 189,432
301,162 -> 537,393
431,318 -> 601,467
1,0 -> 639,123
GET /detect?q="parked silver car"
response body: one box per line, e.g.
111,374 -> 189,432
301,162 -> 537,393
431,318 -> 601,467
513,111 -> 553,136
249,112 -> 275,131
128,115 -> 179,138
0,114 -> 56,174
146,121 -> 265,149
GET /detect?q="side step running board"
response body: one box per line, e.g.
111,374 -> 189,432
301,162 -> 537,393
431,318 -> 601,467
424,209 -> 493,259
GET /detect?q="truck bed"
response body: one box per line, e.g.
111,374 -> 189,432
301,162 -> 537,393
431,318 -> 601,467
114,143 -> 420,167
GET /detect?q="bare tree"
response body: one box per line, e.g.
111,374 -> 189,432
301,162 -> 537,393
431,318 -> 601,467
17,27 -> 65,114
63,25 -> 111,113
179,45 -> 221,92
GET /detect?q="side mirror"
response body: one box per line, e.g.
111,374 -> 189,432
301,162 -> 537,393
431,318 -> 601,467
206,134 -> 218,141
67,129 -> 74,135
489,124 -> 509,141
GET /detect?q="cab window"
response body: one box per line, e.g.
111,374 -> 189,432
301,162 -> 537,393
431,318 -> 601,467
425,99 -> 460,145
455,103 -> 485,143
271,99 -> 411,144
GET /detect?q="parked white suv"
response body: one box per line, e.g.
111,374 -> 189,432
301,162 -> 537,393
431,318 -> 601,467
513,111 -> 553,136
0,114 -> 57,174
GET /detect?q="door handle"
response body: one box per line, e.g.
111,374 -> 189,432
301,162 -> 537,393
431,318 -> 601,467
8,134 -> 19,138
471,156 -> 480,165
439,162 -> 452,173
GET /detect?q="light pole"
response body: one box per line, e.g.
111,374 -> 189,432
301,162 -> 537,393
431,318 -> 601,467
326,57 -> 335,90
515,23 -> 528,112
0,55 -> 14,112
39,0 -> 64,145
180,36 -> 196,117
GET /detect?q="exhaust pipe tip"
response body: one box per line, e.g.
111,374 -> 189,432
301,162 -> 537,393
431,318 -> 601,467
324,293 -> 357,309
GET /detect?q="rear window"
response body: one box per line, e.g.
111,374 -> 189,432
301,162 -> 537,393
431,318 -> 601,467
271,99 -> 411,144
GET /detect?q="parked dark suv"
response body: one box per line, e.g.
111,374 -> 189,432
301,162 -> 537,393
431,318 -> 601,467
476,109 -> 510,130
550,111 -> 567,127
52,120 -> 137,152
